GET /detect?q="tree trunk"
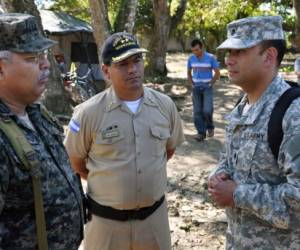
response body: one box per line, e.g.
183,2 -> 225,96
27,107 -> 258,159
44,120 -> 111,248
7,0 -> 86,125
294,0 -> 300,51
146,0 -> 170,76
88,0 -> 111,64
169,0 -> 187,36
114,0 -> 138,33
0,0 -> 72,115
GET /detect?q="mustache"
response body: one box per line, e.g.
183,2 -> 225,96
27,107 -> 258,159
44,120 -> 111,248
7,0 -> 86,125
39,69 -> 50,81
126,76 -> 141,80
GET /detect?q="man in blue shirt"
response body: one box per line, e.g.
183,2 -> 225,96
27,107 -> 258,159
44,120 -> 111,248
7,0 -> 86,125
187,39 -> 220,141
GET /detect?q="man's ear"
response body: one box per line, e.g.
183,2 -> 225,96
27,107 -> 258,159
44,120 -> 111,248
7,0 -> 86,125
101,64 -> 111,81
263,47 -> 278,67
0,60 -> 5,80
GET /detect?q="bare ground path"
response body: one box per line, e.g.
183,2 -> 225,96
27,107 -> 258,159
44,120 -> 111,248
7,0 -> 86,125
163,53 -> 241,249
164,53 -> 297,249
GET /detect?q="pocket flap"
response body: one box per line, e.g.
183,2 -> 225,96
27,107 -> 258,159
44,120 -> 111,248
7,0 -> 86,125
150,127 -> 170,140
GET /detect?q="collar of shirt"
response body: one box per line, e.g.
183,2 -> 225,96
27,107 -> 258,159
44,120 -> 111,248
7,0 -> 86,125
0,100 -> 40,119
105,86 -> 158,112
226,75 -> 289,127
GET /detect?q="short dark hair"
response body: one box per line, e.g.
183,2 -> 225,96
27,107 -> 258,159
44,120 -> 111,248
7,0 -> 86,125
259,40 -> 286,66
191,39 -> 203,48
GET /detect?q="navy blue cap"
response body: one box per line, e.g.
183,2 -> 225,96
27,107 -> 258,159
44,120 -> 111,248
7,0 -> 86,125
101,32 -> 147,65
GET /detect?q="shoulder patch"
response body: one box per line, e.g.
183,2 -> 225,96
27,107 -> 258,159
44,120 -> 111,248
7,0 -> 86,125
69,119 -> 80,133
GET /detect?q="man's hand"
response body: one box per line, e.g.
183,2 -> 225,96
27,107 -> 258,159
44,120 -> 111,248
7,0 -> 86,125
208,172 -> 229,188
69,156 -> 88,180
208,173 -> 237,208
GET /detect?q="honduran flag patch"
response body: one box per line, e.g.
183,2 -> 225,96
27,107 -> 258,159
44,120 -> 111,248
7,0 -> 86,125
69,119 -> 80,133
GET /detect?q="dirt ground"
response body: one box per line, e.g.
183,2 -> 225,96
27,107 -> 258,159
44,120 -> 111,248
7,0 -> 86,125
78,53 -> 296,249
157,53 -> 241,250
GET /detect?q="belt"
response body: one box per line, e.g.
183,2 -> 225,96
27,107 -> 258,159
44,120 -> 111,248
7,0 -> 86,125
87,195 -> 165,221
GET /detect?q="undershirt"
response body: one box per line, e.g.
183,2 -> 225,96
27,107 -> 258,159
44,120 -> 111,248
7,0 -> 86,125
242,102 -> 252,116
123,98 -> 142,114
18,112 -> 36,131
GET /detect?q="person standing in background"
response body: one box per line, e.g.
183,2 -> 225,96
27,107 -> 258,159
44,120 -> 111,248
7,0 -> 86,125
187,39 -> 220,141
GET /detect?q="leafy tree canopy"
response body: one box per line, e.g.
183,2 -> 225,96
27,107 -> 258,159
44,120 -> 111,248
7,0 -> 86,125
42,0 -> 295,51
175,0 -> 294,52
49,0 -> 90,21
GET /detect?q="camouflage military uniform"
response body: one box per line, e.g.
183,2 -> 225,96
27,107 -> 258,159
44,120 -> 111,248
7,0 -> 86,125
213,76 -> 300,249
0,101 -> 83,249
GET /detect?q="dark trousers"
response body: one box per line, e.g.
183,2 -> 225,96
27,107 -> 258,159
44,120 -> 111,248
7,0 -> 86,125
192,86 -> 214,135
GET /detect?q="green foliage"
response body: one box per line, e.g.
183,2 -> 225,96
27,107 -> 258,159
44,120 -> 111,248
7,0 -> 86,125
175,0 -> 295,52
280,65 -> 294,72
135,0 -> 154,33
45,0 -> 296,53
178,0 -> 263,37
50,0 -> 90,21
170,0 -> 180,16
49,0 -> 131,32
107,0 -> 122,29
135,0 -> 186,35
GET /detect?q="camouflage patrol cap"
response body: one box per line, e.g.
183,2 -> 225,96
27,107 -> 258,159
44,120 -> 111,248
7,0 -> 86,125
217,16 -> 285,50
0,13 -> 56,53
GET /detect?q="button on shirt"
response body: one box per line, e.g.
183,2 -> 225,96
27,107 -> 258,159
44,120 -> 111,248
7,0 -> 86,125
65,86 -> 185,210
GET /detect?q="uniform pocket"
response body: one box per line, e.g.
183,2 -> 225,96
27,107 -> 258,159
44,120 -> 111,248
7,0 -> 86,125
92,129 -> 126,159
150,127 -> 170,156
233,139 -> 257,183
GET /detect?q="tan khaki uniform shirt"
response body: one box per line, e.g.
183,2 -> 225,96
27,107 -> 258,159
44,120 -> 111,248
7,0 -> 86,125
65,86 -> 184,210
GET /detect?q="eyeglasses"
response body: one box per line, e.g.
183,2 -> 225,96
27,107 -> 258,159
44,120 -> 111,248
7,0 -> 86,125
23,50 -> 49,64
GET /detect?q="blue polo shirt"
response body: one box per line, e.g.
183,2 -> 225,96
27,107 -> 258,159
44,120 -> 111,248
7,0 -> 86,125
187,52 -> 219,88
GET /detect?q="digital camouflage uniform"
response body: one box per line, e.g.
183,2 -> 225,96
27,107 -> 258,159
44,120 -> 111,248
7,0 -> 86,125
0,101 -> 83,249
213,77 -> 300,249
213,16 -> 300,249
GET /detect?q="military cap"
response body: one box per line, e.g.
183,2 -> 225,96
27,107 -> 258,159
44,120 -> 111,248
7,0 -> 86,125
217,15 -> 285,50
101,32 -> 147,65
0,13 -> 56,53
